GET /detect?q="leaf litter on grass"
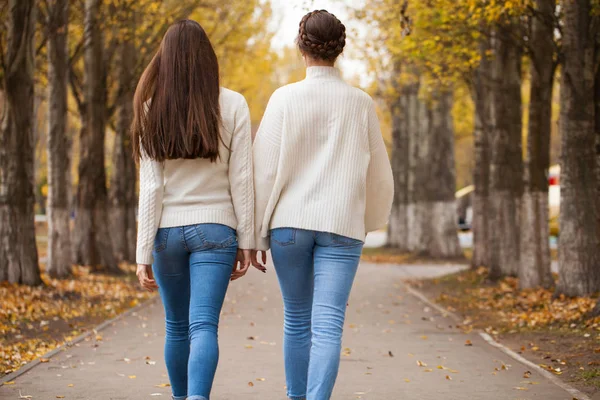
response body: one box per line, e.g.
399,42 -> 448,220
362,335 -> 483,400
0,264 -> 153,375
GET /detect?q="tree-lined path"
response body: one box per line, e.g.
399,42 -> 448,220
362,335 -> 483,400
0,260 -> 575,400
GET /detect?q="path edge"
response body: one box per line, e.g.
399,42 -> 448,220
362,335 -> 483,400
0,295 -> 159,386
404,284 -> 592,400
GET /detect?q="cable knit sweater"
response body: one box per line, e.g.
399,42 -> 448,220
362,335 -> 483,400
253,66 -> 394,251
136,88 -> 254,265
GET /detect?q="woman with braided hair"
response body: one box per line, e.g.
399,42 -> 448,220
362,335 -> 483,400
252,9 -> 394,400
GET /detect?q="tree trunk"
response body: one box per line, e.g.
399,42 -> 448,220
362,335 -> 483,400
407,81 -> 462,258
387,63 -> 410,250
595,59 -> 600,315
108,38 -> 137,263
488,25 -> 524,280
519,0 -> 555,289
406,76 -> 423,252
556,0 -> 600,297
417,89 -> 462,257
46,0 -> 72,278
0,0 -> 41,285
471,36 -> 492,269
73,0 -> 120,273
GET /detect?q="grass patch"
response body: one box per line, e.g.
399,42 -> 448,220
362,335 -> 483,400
578,368 -> 600,388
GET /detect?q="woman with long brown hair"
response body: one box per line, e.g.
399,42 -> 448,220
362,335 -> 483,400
252,10 -> 394,400
133,20 -> 262,400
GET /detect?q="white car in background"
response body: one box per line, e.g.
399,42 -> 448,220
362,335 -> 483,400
456,164 -> 561,232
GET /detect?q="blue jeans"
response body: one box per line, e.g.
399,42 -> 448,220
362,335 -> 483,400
152,223 -> 237,400
270,228 -> 364,400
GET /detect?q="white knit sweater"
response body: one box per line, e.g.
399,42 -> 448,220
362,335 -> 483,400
136,88 -> 254,265
253,66 -> 394,251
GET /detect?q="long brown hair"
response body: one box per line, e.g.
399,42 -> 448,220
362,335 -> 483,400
132,20 -> 222,162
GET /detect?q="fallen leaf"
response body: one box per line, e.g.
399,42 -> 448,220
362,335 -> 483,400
256,378 -> 266,382
128,375 -> 136,379
388,351 -> 394,357
40,358 -> 50,363
248,382 -> 254,387
465,340 -> 473,346
446,375 -> 452,380
417,360 -> 427,367
56,396 -> 65,399
154,383 -> 171,388
19,391 -> 32,399
523,371 -> 531,379
4,381 -> 15,385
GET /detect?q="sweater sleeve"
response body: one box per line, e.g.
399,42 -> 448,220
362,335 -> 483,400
253,90 -> 285,251
365,100 -> 394,233
136,153 -> 164,265
229,96 -> 255,249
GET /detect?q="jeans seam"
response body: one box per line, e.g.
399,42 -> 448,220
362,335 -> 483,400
179,227 -> 189,252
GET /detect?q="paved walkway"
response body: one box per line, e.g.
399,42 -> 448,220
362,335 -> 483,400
1,261 -> 574,400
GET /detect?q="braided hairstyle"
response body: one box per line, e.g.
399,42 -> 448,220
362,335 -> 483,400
297,10 -> 346,62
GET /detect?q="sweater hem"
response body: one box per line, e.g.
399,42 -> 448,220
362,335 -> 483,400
268,218 -> 367,243
159,208 -> 238,229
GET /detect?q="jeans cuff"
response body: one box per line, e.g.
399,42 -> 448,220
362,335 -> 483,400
172,396 -> 187,400
288,395 -> 306,400
187,396 -> 208,400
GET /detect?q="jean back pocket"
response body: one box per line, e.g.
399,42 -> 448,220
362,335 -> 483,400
154,228 -> 170,253
193,223 -> 237,249
271,228 -> 296,246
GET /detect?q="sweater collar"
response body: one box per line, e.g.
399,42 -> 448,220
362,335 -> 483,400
305,66 -> 342,81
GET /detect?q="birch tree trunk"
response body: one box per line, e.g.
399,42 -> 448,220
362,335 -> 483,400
556,0 -> 600,297
72,0 -> 120,273
471,37 -> 492,269
108,38 -> 137,263
519,0 -> 555,289
46,0 -> 72,278
0,0 -> 41,285
488,25 -> 524,280
387,63 -> 410,250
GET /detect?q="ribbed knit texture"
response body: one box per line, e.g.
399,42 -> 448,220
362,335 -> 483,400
136,88 -> 255,264
253,66 -> 394,251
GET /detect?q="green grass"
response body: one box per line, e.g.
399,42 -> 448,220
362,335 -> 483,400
578,368 -> 600,388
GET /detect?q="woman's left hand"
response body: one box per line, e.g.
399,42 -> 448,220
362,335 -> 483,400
137,264 -> 159,292
231,249 -> 251,281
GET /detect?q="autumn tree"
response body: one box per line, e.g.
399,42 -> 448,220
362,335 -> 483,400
71,0 -> 120,272
360,0 -> 464,257
518,0 -> 556,289
556,0 -> 600,296
108,6 -> 138,263
487,18 -> 524,280
46,0 -> 72,278
471,35 -> 492,269
0,0 -> 41,285
387,62 -> 410,250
